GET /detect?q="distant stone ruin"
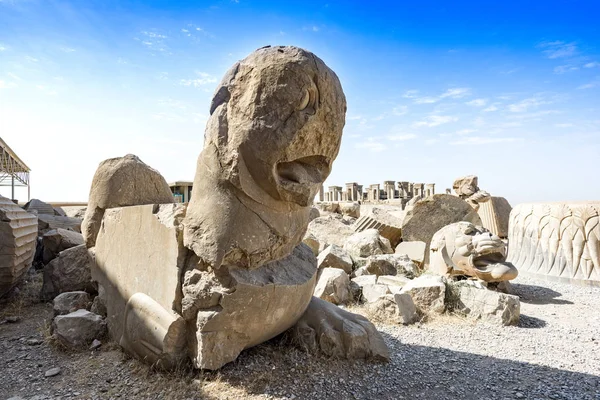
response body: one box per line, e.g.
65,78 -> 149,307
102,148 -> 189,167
320,181 -> 435,209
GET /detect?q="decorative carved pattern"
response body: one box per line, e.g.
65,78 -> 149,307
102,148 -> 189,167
506,202 -> 600,284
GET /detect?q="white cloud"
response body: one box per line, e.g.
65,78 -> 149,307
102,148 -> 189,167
424,139 -> 439,145
450,136 -> 522,145
554,65 -> 579,74
354,138 -> 386,152
482,105 -> 498,112
392,105 -> 408,116
414,87 -> 470,104
60,47 -> 76,53
466,98 -> 487,107
555,123 -> 574,128
457,129 -> 476,136
387,133 -> 417,141
179,72 -> 216,87
402,90 -> 419,99
507,97 -> 552,112
0,44 -> 6,51
538,41 -> 577,59
412,115 -> 458,128
24,55 -> 38,62
584,62 -> 600,68
141,31 -> 167,39
578,79 -> 600,89
0,80 -> 17,89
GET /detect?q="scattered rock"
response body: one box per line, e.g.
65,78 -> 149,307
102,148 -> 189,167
41,228 -> 84,265
317,244 -> 353,274
44,367 -> 61,377
400,274 -> 446,313
367,293 -> 418,324
450,283 -> 520,326
24,199 -> 55,216
53,291 -> 92,316
41,244 -> 96,300
308,207 -> 320,222
339,202 -> 360,218
343,229 -> 393,259
306,215 -> 355,252
37,214 -> 82,234
395,241 -> 427,265
365,254 -> 417,278
353,207 -> 402,247
302,233 -> 320,256
52,309 -> 107,348
361,283 -> 390,303
314,268 -> 351,305
89,338 -> 102,350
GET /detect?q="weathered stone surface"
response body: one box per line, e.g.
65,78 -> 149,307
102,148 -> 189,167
400,275 -> 446,313
339,202 -> 360,218
401,194 -> 482,264
451,284 -> 520,325
317,202 -> 341,214
90,284 -> 107,317
308,207 -> 320,222
507,202 -> 600,285
24,199 -> 55,216
429,222 -> 518,282
362,283 -> 390,303
61,206 -> 87,219
367,293 -> 418,324
317,244 -> 353,274
53,291 -> 92,316
365,254 -> 417,278
305,215 -> 355,253
291,297 -> 389,361
41,244 -> 96,300
477,197 -> 512,238
82,154 -> 173,248
302,233 -> 320,256
344,229 -> 393,259
52,309 -> 106,347
395,241 -> 426,265
341,215 -> 357,225
314,267 -> 351,305
42,228 -> 84,265
90,46 -> 387,370
353,208 -> 402,248
377,274 -> 411,288
37,214 -> 81,234
452,175 -> 491,211
0,195 -> 37,297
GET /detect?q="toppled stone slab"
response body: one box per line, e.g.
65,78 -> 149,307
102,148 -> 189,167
344,229 -> 393,259
450,283 -> 520,326
52,309 -> 106,347
53,291 -> 92,316
317,244 -> 353,274
0,195 -> 38,298
353,207 -> 402,248
82,154 -> 174,248
339,202 -> 360,218
24,199 -> 55,215
42,244 -> 96,300
367,293 -> 418,324
477,197 -> 512,238
306,215 -> 355,252
365,254 -> 417,278
314,267 -> 351,305
37,214 -> 82,234
400,274 -> 446,313
395,241 -> 426,265
61,206 -> 87,219
42,228 -> 84,265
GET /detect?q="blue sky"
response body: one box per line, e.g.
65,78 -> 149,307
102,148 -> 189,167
1,0 -> 599,204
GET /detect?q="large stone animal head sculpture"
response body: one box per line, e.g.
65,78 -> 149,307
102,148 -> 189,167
183,46 -> 346,269
429,221 -> 518,282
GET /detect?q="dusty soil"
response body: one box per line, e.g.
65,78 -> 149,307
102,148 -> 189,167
1,271 -> 599,400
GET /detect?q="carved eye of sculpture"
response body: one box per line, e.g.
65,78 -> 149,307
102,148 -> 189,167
297,84 -> 318,115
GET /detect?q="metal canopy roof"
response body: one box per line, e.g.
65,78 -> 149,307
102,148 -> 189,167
0,137 -> 30,188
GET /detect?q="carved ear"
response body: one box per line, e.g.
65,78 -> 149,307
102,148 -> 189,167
209,62 -> 240,115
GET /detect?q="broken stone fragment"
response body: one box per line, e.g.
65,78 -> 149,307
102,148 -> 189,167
395,241 -> 426,265
317,244 -> 353,274
41,244 -> 96,300
343,229 -> 393,259
53,291 -> 92,316
52,309 -> 106,348
41,228 -> 84,265
314,267 -> 352,305
450,283 -> 520,326
400,275 -> 446,314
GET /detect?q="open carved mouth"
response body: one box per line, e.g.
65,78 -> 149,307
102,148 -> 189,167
471,251 -> 505,269
275,155 -> 330,205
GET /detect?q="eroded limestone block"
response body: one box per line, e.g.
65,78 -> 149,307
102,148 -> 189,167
400,275 -> 446,314
0,195 -> 37,297
451,284 -> 520,326
507,202 -> 600,284
52,309 -> 106,348
401,194 -> 482,264
452,175 -> 491,212
317,244 -> 353,273
362,283 -> 390,303
82,154 -> 173,248
314,267 -> 351,305
41,244 -> 96,300
395,241 -> 426,265
339,202 -> 360,218
367,293 -> 418,325
353,208 -> 402,248
344,229 -> 393,259
305,215 -> 355,253
478,197 -> 512,238
429,222 -> 518,282
365,254 -> 417,278
42,228 -> 84,264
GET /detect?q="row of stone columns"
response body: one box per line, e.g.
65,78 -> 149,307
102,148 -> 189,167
319,181 -> 436,202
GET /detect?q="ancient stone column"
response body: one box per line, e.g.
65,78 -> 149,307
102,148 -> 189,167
384,181 -> 395,201
413,183 -> 424,197
318,185 -> 324,202
425,183 -> 435,197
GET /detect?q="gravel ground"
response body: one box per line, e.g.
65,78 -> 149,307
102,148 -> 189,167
1,271 -> 599,400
